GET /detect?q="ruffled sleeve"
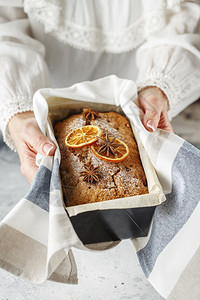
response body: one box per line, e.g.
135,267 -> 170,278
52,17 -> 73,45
0,7 -> 49,150
136,0 -> 200,119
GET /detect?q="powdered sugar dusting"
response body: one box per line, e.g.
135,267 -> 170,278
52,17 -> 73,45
54,111 -> 148,207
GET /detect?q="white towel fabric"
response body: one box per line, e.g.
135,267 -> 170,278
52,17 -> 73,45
0,76 -> 200,299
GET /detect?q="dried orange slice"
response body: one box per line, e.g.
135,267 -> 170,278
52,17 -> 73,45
65,125 -> 102,148
90,135 -> 129,163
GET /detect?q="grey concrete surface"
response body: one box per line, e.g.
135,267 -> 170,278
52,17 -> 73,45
171,99 -> 200,149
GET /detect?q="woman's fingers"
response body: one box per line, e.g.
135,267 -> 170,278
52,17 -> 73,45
142,104 -> 161,132
158,112 -> 174,133
8,111 -> 57,184
19,144 -> 39,184
19,119 -> 56,184
138,87 -> 174,133
139,91 -> 162,132
22,119 -> 56,156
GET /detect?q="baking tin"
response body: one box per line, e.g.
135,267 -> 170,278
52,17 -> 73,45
48,97 -> 165,244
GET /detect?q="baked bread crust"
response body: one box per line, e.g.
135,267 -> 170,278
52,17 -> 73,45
54,111 -> 148,207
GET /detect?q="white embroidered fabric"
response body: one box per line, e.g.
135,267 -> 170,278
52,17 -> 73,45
0,21 -> 50,150
23,0 -> 184,53
0,0 -> 200,150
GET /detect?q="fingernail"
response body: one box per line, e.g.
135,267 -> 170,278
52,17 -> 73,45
43,144 -> 55,155
147,120 -> 156,132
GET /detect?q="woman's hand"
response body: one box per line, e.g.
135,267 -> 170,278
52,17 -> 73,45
138,87 -> 174,133
8,111 -> 56,184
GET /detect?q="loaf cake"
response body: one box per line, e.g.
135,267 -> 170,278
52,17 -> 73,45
54,108 -> 148,207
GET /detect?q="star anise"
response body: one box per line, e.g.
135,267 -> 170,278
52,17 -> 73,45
80,163 -> 100,184
82,107 -> 99,121
97,133 -> 122,157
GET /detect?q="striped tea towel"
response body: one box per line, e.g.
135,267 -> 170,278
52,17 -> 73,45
0,76 -> 199,299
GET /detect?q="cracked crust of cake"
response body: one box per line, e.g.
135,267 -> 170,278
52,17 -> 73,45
54,111 -> 148,207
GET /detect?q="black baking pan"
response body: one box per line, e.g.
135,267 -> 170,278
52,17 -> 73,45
68,206 -> 155,244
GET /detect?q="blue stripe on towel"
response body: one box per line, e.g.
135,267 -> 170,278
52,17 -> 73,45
25,165 -> 51,212
137,141 -> 200,277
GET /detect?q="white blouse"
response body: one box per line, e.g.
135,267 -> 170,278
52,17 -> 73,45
0,0 -> 200,150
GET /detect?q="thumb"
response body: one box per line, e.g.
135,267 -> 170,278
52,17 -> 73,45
142,107 -> 161,132
138,90 -> 162,132
25,123 -> 56,156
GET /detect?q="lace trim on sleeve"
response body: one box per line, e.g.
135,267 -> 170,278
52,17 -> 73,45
136,71 -> 182,114
0,98 -> 33,151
